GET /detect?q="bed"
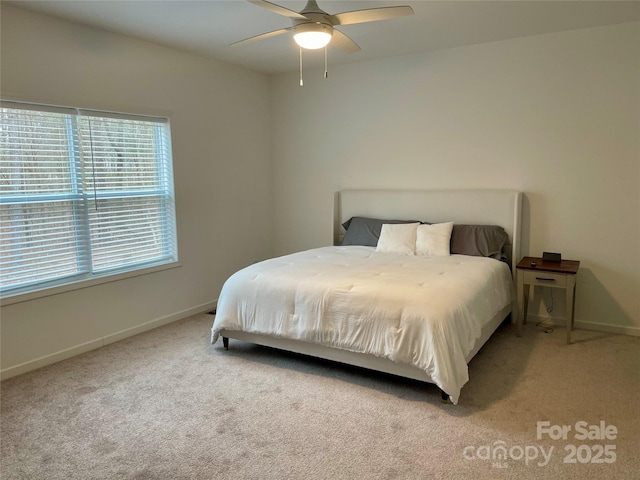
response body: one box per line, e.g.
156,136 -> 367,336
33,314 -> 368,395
211,189 -> 522,404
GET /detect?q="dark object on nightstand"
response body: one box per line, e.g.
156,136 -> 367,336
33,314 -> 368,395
542,251 -> 562,262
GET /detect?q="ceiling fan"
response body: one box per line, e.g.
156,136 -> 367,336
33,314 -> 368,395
232,0 -> 414,83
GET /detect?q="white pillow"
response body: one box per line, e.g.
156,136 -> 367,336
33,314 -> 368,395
416,222 -> 454,257
375,223 -> 420,255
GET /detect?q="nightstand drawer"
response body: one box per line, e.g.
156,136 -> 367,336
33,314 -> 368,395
522,270 -> 567,287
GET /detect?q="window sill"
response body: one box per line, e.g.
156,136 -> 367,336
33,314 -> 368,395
0,261 -> 182,306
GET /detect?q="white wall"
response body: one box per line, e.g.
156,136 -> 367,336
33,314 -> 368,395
270,22 -> 640,334
0,6 -> 273,376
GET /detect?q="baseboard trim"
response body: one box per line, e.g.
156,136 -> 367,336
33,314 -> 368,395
527,314 -> 640,337
4,307 -> 635,381
0,300 -> 218,381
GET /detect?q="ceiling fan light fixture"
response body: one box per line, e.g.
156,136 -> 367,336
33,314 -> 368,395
293,23 -> 333,49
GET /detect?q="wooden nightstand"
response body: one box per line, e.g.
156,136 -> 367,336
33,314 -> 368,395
516,256 -> 580,344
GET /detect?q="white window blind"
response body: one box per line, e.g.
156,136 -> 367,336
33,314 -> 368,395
0,101 -> 178,298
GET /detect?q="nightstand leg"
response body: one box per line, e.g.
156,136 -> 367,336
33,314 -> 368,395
523,285 -> 530,325
517,272 -> 524,336
566,277 -> 576,344
572,283 -> 577,331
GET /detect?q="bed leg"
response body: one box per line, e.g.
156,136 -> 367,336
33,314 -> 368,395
223,337 -> 229,350
440,389 -> 449,404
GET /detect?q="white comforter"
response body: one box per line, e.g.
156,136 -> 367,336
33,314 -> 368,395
211,246 -> 513,404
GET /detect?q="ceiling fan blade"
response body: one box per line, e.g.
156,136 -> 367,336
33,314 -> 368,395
331,29 -> 360,53
230,27 -> 291,47
331,6 -> 414,26
248,0 -> 307,19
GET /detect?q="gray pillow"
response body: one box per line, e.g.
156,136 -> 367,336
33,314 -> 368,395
450,224 -> 509,259
341,217 -> 419,246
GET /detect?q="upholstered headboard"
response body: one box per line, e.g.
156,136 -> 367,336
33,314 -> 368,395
334,189 -> 522,280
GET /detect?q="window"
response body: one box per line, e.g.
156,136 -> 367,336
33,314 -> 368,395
0,101 -> 178,299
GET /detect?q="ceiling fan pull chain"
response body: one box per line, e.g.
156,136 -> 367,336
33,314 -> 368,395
299,47 -> 304,86
324,46 -> 328,78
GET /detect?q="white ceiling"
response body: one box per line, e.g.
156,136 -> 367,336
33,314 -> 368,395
7,0 -> 640,74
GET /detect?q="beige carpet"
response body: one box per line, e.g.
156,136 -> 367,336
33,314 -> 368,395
1,313 -> 638,480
